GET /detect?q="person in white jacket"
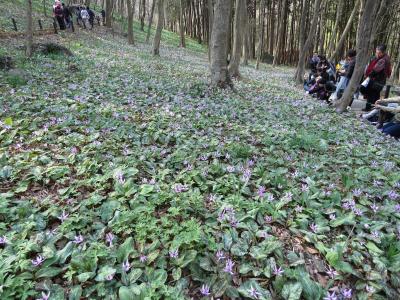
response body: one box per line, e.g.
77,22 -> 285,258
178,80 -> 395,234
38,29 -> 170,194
80,7 -> 89,29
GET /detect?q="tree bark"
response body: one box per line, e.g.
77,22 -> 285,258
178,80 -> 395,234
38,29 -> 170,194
256,0 -> 266,70
153,0 -> 164,56
140,0 -> 146,31
179,0 -> 186,47
26,0 -> 33,57
294,0 -> 321,83
106,0 -> 113,27
210,0 -> 232,88
229,0 -> 246,78
327,0 -> 344,57
273,0 -> 287,65
330,0 -> 360,62
127,0 -> 135,45
208,0 -> 214,62
335,0 -> 382,112
146,0 -> 156,42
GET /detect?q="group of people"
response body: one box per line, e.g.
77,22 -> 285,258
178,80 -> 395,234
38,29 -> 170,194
304,45 -> 399,139
53,1 -> 105,31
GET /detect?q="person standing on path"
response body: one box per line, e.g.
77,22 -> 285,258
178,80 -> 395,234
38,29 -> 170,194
53,1 -> 66,30
101,9 -> 106,26
87,6 -> 95,30
80,7 -> 90,29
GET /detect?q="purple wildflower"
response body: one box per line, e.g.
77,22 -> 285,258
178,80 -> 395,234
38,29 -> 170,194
329,214 -> 336,220
326,267 -> 338,278
32,255 -> 45,267
371,231 -> 380,239
115,170 -> 125,184
169,249 -> 179,258
173,184 -> 188,193
71,147 -> 78,154
295,205 -> 303,213
352,189 -> 362,197
310,223 -> 318,233
273,265 -> 284,276
0,236 -> 8,245
353,208 -> 363,216
224,259 -> 235,275
122,260 -> 131,272
73,234 -> 84,244
371,160 -> 378,168
388,190 -> 399,200
37,291 -> 50,300
366,285 -> 375,293
248,286 -> 262,299
301,184 -> 309,192
267,194 -> 275,202
370,203 -> 379,213
264,215 -> 273,223
323,292 -> 337,300
284,192 -> 293,201
395,204 -> 400,213
139,254 -> 148,263
242,168 -> 252,181
342,288 -> 352,299
257,186 -> 266,198
216,250 -> 225,261
200,284 -> 211,296
106,273 -> 115,281
105,232 -> 114,247
58,211 -> 69,223
226,165 -> 235,173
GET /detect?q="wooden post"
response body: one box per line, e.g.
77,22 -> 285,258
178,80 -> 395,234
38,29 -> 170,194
11,18 -> 18,31
53,18 -> 58,34
38,19 -> 43,30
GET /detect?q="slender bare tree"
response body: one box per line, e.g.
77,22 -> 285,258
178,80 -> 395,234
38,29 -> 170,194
229,0 -> 246,78
127,0 -> 135,45
153,0 -> 165,56
294,0 -> 322,83
26,0 -> 33,57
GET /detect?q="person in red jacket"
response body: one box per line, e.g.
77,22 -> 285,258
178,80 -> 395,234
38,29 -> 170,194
361,45 -> 392,111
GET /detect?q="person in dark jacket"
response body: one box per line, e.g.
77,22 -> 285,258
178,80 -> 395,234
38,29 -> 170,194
54,2 -> 66,30
101,9 -> 106,26
62,3 -> 72,28
361,45 -> 392,111
87,6 -> 95,29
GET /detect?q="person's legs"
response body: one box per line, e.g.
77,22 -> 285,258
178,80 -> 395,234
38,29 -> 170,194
382,123 -> 400,138
366,87 -> 381,111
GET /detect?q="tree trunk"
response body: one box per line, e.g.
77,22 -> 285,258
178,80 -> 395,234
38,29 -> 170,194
179,0 -> 186,47
208,0 -> 214,62
229,0 -> 246,78
273,0 -> 287,65
330,0 -> 360,62
127,0 -> 135,45
298,0 -> 309,55
256,0 -> 266,70
335,0 -> 381,112
140,0 -> 146,31
327,0 -> 344,57
146,0 -> 156,42
26,0 -> 33,57
43,0 -> 47,17
294,0 -> 321,83
210,0 -> 232,88
153,0 -> 164,56
106,0 -> 113,27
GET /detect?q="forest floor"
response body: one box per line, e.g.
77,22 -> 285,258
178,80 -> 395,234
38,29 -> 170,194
1,6 -> 400,300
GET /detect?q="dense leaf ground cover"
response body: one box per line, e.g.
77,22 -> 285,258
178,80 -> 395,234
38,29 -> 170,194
1,7 -> 400,300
